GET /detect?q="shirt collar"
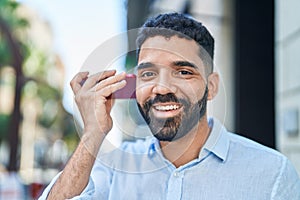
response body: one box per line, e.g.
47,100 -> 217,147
200,118 -> 230,162
146,117 -> 230,162
147,137 -> 159,156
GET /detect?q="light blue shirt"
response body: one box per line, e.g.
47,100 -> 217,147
39,118 -> 300,200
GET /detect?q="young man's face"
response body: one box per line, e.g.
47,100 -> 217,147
136,35 -> 210,141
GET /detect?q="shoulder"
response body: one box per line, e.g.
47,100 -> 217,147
226,132 -> 299,188
228,132 -> 281,156
226,132 -> 286,163
210,118 -> 287,165
224,131 -> 300,181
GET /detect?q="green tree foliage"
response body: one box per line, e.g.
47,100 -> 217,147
0,0 -> 78,170
0,0 -> 29,67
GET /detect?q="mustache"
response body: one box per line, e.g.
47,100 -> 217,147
143,93 -> 187,111
143,86 -> 208,111
150,93 -> 179,104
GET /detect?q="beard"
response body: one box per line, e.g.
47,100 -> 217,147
137,86 -> 208,142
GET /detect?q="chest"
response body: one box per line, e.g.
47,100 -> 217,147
107,162 -> 272,200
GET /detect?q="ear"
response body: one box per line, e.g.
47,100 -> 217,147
207,72 -> 219,100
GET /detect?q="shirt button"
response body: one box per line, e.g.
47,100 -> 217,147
173,172 -> 179,177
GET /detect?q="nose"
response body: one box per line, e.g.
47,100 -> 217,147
152,75 -> 177,95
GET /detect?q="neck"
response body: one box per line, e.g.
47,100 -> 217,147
159,117 -> 211,168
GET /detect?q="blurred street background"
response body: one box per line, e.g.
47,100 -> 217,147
0,0 -> 299,199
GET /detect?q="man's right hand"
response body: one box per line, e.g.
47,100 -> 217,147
46,70 -> 127,200
70,70 -> 127,136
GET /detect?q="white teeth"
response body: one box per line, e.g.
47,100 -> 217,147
155,105 -> 179,111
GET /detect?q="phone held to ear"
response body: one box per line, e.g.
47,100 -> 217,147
80,73 -> 136,99
112,74 -> 136,99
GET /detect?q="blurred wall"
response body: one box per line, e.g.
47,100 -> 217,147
276,0 -> 300,174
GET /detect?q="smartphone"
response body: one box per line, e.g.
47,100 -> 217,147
112,74 -> 136,99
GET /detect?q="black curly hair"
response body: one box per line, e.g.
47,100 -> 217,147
136,13 -> 214,74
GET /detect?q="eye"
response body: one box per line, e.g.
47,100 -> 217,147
175,70 -> 194,77
178,70 -> 193,75
173,69 -> 195,79
142,71 -> 154,77
140,71 -> 156,79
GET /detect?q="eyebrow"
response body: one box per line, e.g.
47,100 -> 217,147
136,60 -> 199,71
136,62 -> 155,70
173,61 -> 199,69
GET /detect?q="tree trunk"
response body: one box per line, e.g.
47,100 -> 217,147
0,16 -> 24,172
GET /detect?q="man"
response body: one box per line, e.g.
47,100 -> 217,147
39,13 -> 300,200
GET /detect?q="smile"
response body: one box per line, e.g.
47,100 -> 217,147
154,104 -> 180,111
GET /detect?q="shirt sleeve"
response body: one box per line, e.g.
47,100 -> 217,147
37,172 -> 96,200
271,157 -> 300,199
38,157 -> 114,200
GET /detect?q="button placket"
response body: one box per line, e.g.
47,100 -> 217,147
166,170 -> 183,200
173,171 -> 179,177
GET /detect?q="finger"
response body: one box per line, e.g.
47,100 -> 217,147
94,72 -> 126,91
97,79 -> 127,98
82,70 -> 116,89
70,71 -> 89,94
